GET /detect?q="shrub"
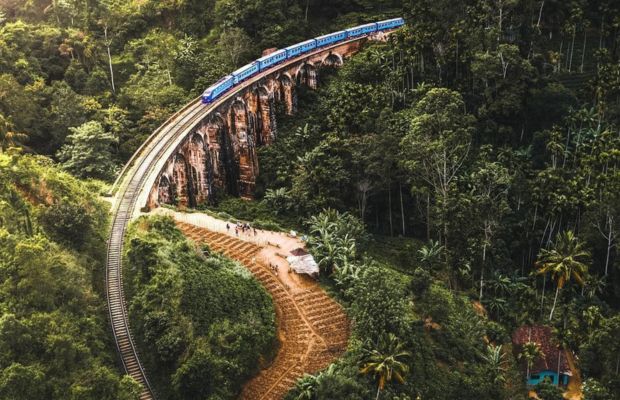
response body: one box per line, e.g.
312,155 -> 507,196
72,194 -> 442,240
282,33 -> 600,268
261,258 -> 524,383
37,201 -> 93,249
535,381 -> 564,400
125,216 -> 276,400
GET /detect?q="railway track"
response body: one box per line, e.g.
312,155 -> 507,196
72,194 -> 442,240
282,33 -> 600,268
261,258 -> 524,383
106,99 -> 207,400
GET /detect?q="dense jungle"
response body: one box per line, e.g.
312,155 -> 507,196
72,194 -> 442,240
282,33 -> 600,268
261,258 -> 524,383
0,0 -> 619,399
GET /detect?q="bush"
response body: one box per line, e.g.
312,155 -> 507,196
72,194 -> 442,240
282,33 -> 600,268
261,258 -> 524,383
583,378 -> 612,400
253,218 -> 284,231
0,154 -> 130,399
125,216 -> 276,400
347,266 -> 410,340
37,201 -> 93,249
410,267 -> 432,295
535,381 -> 564,400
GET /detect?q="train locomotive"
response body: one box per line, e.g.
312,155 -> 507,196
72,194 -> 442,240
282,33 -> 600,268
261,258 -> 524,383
201,17 -> 404,104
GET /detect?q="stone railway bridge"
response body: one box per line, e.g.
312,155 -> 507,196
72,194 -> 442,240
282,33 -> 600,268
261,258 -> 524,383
145,45 -> 351,210
107,31 -> 393,400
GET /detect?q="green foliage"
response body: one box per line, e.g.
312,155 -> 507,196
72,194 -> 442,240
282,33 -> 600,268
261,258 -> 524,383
263,187 -> 292,215
37,201 -> 93,249
534,381 -> 564,400
580,315 -> 620,388
359,333 -> 410,397
306,208 -> 366,274
582,378 -> 613,400
57,121 -> 118,180
3,1 -> 620,398
0,363 -> 46,400
347,266 -> 410,340
0,153 -> 135,400
124,215 -> 276,400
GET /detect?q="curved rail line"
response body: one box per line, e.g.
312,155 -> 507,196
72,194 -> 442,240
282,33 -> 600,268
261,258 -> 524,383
105,35 -> 380,399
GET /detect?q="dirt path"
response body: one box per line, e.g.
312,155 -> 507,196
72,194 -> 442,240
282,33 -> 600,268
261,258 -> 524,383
564,352 -> 582,400
157,209 -> 350,400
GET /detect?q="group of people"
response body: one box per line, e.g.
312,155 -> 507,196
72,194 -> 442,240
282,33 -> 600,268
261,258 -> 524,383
226,221 -> 257,237
268,262 -> 279,273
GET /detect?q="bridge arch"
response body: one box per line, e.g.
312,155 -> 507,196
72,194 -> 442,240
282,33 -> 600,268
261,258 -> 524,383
157,174 -> 173,205
231,98 -> 250,144
253,86 -> 275,145
321,52 -> 344,67
255,85 -> 271,99
296,62 -> 318,89
278,73 -> 296,115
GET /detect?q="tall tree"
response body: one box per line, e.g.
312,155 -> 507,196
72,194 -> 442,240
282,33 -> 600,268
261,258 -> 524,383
536,230 -> 590,320
518,341 -> 542,381
359,333 -> 410,400
466,151 -> 512,300
401,88 -> 474,253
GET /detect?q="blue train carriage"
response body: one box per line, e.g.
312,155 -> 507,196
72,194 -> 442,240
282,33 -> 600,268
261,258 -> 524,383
202,75 -> 234,104
232,62 -> 260,85
376,17 -> 405,31
285,39 -> 317,59
315,30 -> 347,48
345,22 -> 378,38
257,49 -> 287,71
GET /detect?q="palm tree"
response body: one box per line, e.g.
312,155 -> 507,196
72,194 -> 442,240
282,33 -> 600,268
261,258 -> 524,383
418,240 -> 444,269
360,333 -> 411,400
583,274 -> 606,299
314,233 -> 355,273
518,341 -> 542,381
536,230 -> 590,320
483,344 -> 508,384
294,364 -> 338,400
489,272 -> 512,296
263,187 -> 291,215
483,296 -> 507,319
295,373 -> 319,400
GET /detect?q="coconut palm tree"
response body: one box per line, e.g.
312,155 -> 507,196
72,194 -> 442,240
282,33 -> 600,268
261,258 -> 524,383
295,373 -> 319,400
360,333 -> 411,400
536,230 -> 590,320
518,341 -> 542,381
294,364 -> 337,400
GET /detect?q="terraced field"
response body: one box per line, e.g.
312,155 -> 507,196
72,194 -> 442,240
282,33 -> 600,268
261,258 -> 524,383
176,221 -> 350,400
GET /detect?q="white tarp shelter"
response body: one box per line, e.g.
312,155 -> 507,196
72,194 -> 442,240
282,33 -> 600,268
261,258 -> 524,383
286,253 -> 319,276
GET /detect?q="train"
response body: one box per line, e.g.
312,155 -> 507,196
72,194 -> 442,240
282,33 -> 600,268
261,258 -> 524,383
201,17 -> 405,104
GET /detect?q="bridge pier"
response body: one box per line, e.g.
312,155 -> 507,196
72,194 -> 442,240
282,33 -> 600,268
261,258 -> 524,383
147,38 -> 370,210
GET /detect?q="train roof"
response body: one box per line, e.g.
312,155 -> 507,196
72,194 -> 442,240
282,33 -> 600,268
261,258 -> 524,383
232,62 -> 258,75
285,39 -> 315,50
315,30 -> 346,40
346,22 -> 377,30
378,17 -> 405,24
257,49 -> 286,61
203,75 -> 233,93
